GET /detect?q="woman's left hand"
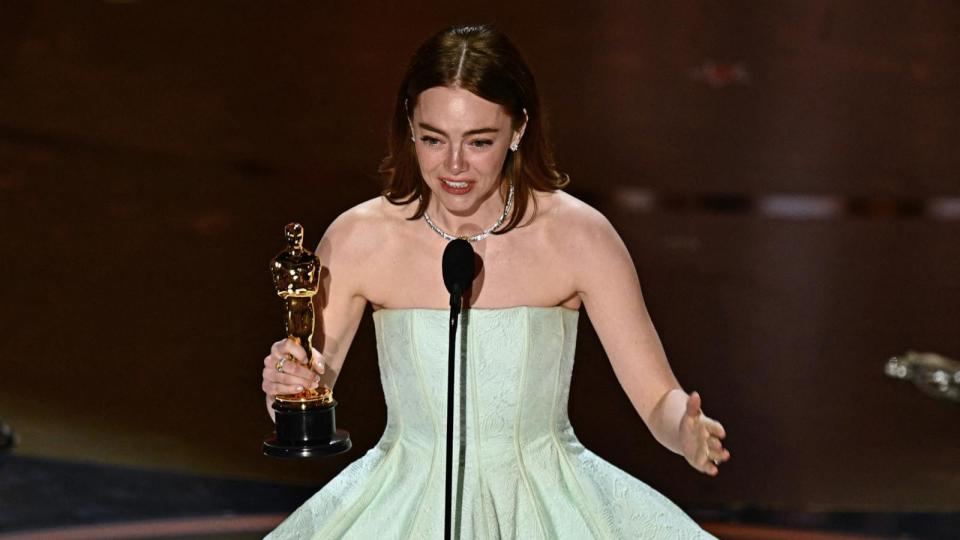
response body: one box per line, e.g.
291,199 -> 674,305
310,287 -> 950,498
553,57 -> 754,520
679,391 -> 730,476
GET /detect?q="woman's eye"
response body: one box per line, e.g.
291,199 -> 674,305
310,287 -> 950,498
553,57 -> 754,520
470,139 -> 493,148
420,136 -> 441,146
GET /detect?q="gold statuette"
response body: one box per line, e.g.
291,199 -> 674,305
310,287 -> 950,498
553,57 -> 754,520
263,222 -> 350,458
270,222 -> 332,405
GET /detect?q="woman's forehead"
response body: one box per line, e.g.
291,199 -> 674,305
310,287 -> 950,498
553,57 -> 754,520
415,86 -> 509,128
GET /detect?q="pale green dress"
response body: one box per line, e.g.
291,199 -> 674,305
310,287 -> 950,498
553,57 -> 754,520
267,307 -> 715,539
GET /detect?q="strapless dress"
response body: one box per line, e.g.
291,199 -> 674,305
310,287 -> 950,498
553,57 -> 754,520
266,307 -> 715,539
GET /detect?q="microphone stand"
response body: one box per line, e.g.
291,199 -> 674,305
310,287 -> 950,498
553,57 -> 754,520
441,238 -> 473,540
445,285 -> 462,540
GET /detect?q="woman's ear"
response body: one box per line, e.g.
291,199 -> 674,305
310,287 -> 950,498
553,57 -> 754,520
511,108 -> 529,149
406,98 -> 416,142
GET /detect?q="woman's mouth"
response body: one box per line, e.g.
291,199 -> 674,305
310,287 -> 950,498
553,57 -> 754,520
440,178 -> 472,195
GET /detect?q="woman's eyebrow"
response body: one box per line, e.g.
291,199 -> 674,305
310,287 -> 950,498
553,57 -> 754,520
418,122 -> 500,137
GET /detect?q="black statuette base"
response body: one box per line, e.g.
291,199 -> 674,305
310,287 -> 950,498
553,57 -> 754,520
262,399 -> 351,458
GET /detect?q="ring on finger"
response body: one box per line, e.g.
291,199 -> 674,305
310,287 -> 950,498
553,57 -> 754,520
276,354 -> 291,374
711,458 -> 721,466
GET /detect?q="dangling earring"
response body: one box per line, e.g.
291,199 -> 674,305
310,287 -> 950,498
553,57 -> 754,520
510,108 -> 528,152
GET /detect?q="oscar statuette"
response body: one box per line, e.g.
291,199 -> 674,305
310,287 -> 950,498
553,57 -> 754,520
262,223 -> 351,458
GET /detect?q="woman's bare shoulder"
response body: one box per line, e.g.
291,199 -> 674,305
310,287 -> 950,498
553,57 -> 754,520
326,197 -> 416,234
536,191 -> 635,295
534,189 -> 616,238
319,196 -> 415,261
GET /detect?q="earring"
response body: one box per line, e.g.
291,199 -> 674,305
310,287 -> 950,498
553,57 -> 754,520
511,109 -> 527,152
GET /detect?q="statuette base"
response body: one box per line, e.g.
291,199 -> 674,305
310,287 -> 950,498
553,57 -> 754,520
263,431 -> 351,458
262,398 -> 352,458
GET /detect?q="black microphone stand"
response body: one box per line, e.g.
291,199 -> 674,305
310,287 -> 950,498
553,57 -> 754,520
441,238 -> 474,540
445,285 -> 462,540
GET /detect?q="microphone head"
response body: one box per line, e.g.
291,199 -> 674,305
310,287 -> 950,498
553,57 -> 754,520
442,239 -> 476,295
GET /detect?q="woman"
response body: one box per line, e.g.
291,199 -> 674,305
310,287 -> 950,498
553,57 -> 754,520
262,24 -> 729,539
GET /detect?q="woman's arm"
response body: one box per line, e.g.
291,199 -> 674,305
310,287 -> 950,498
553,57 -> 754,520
312,208 -> 376,388
568,203 -> 729,474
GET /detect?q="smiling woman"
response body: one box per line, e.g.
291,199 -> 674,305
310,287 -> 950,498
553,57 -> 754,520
262,24 -> 727,539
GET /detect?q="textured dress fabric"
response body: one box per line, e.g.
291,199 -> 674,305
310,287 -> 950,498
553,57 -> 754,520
267,307 -> 715,540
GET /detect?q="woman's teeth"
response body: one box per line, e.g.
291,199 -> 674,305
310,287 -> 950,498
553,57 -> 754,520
443,179 -> 468,188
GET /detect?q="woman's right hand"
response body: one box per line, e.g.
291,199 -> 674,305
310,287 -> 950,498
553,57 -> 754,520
262,339 -> 325,401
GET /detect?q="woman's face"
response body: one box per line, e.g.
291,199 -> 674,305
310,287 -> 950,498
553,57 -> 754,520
411,86 -> 523,219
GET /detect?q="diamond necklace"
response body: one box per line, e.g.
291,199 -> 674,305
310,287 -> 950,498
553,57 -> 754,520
422,181 -> 515,242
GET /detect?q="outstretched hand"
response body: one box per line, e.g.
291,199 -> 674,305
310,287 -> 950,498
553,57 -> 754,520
679,391 -> 730,476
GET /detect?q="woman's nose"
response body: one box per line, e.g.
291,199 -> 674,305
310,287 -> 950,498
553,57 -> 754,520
446,146 -> 465,173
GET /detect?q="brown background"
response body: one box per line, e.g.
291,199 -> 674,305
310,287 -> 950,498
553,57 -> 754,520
0,1 -> 957,512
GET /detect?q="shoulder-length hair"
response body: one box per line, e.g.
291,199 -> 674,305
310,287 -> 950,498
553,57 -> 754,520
379,24 -> 568,233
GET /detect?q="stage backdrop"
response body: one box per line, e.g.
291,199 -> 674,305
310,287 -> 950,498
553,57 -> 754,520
0,1 -> 957,512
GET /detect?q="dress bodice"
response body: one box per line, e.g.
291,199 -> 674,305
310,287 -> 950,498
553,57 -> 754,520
372,306 -> 580,454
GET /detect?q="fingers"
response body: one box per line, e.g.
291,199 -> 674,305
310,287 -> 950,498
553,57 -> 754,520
270,339 -> 308,364
706,437 -> 731,461
707,440 -> 731,464
690,391 -> 725,439
695,447 -> 729,477
269,340 -> 326,374
690,442 -> 720,477
702,416 -> 727,440
684,391 -> 731,476
261,376 -> 310,397
261,363 -> 321,396
682,405 -> 731,476
262,353 -> 318,380
309,347 -> 325,375
684,391 -> 702,418
262,339 -> 327,398
707,437 -> 723,452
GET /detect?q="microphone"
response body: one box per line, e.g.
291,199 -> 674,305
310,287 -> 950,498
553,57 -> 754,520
442,239 -> 475,311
